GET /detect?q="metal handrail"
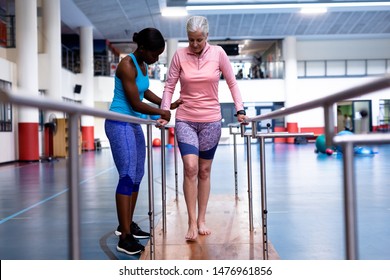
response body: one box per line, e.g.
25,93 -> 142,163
0,88 -> 158,260
229,121 -> 314,259
228,124 -> 241,198
0,89 -> 155,125
233,74 -> 390,260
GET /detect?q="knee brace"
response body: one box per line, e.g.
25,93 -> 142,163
116,175 -> 134,196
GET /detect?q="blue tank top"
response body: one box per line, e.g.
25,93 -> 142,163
109,53 -> 149,117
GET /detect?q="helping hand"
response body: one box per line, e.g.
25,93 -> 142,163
160,110 -> 171,122
156,119 -> 169,128
170,98 -> 183,110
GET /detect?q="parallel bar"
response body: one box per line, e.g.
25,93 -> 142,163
239,122 -> 255,232
255,132 -> 314,260
68,113 -> 81,260
245,134 -> 254,231
342,142 -> 358,260
324,104 -> 335,147
161,127 -> 167,232
174,131 -> 179,201
256,132 -> 314,138
233,132 -> 238,198
333,133 -> 390,145
1,88 -> 158,260
334,132 -> 390,259
3,75 -> 390,261
0,88 -> 155,125
164,124 -> 179,201
247,74 -> 390,123
229,124 -> 241,198
259,137 -> 268,260
251,121 -> 258,137
146,124 -> 155,260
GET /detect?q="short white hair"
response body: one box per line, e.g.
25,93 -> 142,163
186,16 -> 209,35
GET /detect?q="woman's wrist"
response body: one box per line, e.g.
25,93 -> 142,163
234,110 -> 246,116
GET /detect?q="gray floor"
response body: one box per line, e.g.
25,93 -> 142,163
0,141 -> 389,260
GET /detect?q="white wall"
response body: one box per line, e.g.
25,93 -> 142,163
0,57 -> 16,82
94,76 -> 115,102
296,38 -> 390,60
0,57 -> 17,163
62,70 -> 83,101
38,53 -> 49,90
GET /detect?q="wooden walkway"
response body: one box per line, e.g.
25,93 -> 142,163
140,195 -> 280,260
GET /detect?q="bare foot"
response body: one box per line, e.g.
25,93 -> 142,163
198,222 -> 211,235
185,224 -> 198,241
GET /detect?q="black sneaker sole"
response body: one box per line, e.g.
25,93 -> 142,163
114,228 -> 150,239
132,234 -> 150,239
116,245 -> 142,255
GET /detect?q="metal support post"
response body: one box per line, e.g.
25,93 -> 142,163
146,124 -> 155,259
161,127 -> 167,233
174,130 -> 179,201
233,132 -> 238,198
67,113 -> 81,260
255,131 -> 314,260
251,121 -> 257,137
245,133 -> 254,231
258,136 -> 268,260
324,104 -> 335,147
342,142 -> 358,260
229,124 -> 240,198
240,123 -> 254,231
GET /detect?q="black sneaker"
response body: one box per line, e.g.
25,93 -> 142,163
114,222 -> 150,239
116,234 -> 145,255
114,225 -> 121,236
131,222 -> 150,239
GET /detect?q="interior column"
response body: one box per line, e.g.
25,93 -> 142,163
79,26 -> 95,151
282,36 -> 299,143
15,0 -> 39,161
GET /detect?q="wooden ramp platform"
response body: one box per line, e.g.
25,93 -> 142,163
140,195 -> 280,260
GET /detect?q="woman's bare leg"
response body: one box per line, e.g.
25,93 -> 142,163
116,193 -> 131,239
197,158 -> 213,235
129,192 -> 138,224
182,154 -> 199,240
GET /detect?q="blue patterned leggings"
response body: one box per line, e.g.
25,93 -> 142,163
105,120 -> 145,195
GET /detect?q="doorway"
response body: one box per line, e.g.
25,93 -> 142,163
337,100 -> 372,133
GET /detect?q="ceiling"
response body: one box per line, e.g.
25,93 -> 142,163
60,0 -> 390,57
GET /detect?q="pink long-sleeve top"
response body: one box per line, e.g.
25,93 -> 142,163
161,42 -> 244,122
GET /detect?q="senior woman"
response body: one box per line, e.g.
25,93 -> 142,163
158,16 -> 247,240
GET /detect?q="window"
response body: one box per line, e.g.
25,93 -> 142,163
0,80 -> 12,132
379,99 -> 390,132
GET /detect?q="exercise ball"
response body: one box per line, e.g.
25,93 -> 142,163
152,138 -> 161,147
354,146 -> 375,155
168,127 -> 175,145
315,134 -> 329,154
338,130 -> 354,137
325,148 -> 334,155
